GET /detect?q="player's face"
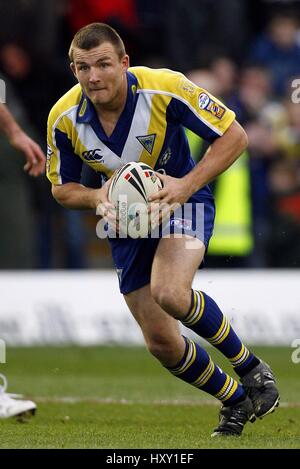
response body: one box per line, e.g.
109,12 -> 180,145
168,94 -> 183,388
71,42 -> 129,107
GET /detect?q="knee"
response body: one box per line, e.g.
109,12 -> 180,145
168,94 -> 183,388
151,284 -> 181,315
146,333 -> 180,366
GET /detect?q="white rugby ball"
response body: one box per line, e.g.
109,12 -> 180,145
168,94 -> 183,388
108,161 -> 162,237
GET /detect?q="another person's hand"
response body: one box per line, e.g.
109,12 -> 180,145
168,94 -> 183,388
10,130 -> 46,176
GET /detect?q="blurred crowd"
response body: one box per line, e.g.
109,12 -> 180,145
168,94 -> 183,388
0,0 -> 300,269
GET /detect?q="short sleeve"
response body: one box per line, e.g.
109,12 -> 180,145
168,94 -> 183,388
168,75 -> 236,143
47,110 -> 83,185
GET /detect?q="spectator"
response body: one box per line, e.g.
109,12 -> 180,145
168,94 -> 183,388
0,42 -> 73,140
0,0 -> 67,61
164,0 -> 249,71
248,13 -> 300,96
267,159 -> 300,267
67,0 -> 142,62
210,57 -> 238,102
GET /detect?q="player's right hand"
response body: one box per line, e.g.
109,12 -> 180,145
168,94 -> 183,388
95,178 -> 118,232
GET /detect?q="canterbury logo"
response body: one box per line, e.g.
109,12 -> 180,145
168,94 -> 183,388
82,149 -> 103,163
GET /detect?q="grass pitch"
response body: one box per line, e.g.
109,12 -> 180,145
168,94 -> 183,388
0,346 -> 299,449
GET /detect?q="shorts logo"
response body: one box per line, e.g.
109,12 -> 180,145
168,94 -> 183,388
171,218 -> 192,230
82,149 -> 104,163
136,134 -> 156,155
198,93 -> 226,119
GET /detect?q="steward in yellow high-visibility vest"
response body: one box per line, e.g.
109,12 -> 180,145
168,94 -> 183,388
186,129 -> 253,256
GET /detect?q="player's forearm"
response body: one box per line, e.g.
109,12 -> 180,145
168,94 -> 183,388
0,103 -> 22,141
52,182 -> 101,210
183,121 -> 248,194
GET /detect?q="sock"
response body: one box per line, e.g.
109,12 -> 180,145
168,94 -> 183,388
166,336 -> 246,406
181,290 -> 260,377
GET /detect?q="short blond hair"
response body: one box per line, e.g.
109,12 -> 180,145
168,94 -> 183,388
69,22 -> 126,62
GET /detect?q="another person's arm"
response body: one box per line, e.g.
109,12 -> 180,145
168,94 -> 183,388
0,103 -> 46,176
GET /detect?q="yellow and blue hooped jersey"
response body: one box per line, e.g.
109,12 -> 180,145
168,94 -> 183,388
47,66 -> 235,198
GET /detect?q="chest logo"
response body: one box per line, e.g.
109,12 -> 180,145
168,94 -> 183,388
82,149 -> 104,163
158,148 -> 171,167
136,134 -> 156,155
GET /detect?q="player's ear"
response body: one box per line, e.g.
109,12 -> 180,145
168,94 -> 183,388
121,55 -> 129,72
70,62 -> 77,79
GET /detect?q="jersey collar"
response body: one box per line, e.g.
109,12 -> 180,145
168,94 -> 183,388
76,71 -> 138,131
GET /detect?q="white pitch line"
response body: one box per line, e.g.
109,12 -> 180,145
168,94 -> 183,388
31,396 -> 299,408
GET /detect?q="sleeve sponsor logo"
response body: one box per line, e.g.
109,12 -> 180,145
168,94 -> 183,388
46,145 -> 54,171
206,100 -> 226,119
179,78 -> 197,96
198,93 -> 210,109
198,93 -> 226,119
47,144 -> 54,157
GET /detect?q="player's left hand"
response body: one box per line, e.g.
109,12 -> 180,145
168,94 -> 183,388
147,172 -> 193,227
10,130 -> 46,177
148,172 -> 192,206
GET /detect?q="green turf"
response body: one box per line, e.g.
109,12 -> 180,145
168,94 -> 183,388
0,346 -> 299,448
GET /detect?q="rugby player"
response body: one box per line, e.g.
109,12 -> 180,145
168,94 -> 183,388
47,23 -> 279,436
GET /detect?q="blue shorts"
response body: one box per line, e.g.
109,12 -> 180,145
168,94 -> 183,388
108,196 -> 215,294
